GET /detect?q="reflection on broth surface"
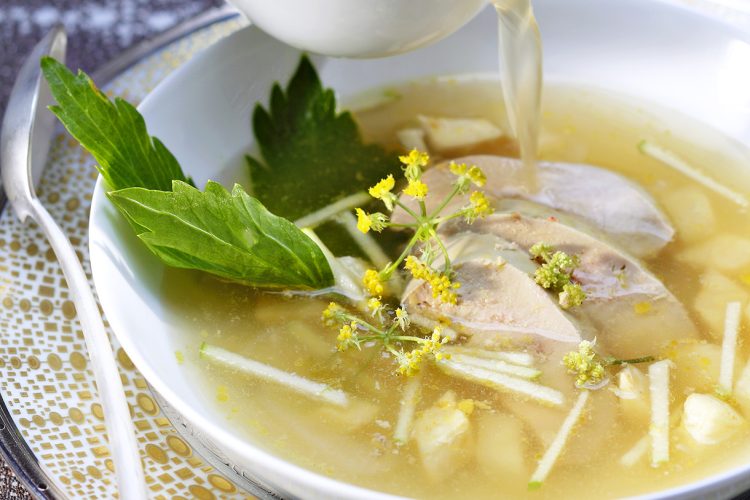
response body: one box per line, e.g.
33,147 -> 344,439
165,81 -> 750,499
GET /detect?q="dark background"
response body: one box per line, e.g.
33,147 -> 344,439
0,0 -> 223,117
0,1 -> 223,495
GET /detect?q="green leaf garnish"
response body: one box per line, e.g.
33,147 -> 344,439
40,56 -> 191,191
108,180 -> 334,290
247,55 -> 400,220
41,57 -> 334,291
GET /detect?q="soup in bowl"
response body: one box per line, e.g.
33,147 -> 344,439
81,0 -> 750,498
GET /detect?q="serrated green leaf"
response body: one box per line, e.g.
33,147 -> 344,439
40,56 -> 191,191
108,180 -> 334,290
247,55 -> 401,220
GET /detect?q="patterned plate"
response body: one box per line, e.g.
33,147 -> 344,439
0,8 -> 268,499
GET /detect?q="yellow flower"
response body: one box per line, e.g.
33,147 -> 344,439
367,297 -> 382,312
404,256 -> 460,304
367,297 -> 383,318
467,165 -> 487,187
363,269 -> 385,296
403,179 -> 428,200
563,340 -> 606,388
449,161 -> 468,176
396,326 -> 450,376
559,282 -> 586,309
396,348 -> 424,376
355,208 -> 371,233
468,191 -> 492,220
450,162 -> 486,191
369,175 -> 395,200
322,302 -> 343,325
336,321 -> 358,351
399,149 -> 430,169
368,175 -> 396,211
395,307 -> 410,330
399,149 -> 429,182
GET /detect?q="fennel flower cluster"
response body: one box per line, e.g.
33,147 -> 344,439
529,242 -> 586,309
395,327 -> 450,376
404,256 -> 460,305
563,340 -> 606,388
354,149 -> 492,305
321,300 -> 449,376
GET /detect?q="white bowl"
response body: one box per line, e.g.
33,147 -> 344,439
89,1 -> 750,498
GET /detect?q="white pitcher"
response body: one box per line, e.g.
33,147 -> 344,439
228,0 -> 488,57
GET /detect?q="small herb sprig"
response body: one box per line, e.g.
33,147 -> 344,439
322,150 -> 493,374
323,300 -> 449,376
529,242 -> 586,309
355,150 -> 493,302
563,340 -> 655,388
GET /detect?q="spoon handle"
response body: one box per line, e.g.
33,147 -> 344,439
29,198 -> 146,499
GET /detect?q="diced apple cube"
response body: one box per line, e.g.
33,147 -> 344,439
679,235 -> 750,274
418,115 -> 503,153
682,393 -> 746,445
396,128 -> 429,153
693,272 -> 748,338
413,391 -> 472,479
615,365 -> 650,424
475,413 -> 527,479
661,185 -> 716,243
671,341 -> 725,393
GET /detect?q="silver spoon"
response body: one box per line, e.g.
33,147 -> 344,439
0,26 -> 147,499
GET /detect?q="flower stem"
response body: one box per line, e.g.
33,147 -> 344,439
607,356 -> 656,366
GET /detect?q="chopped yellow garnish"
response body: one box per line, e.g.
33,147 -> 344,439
457,399 -> 475,415
634,301 -> 652,315
403,179 -> 429,200
216,385 -> 229,403
740,273 -> 750,286
405,255 -> 460,304
174,350 -> 184,365
363,269 -> 385,296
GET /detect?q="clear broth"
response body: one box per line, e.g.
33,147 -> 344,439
165,80 -> 750,499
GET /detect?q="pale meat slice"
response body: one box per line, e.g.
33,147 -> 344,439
392,155 -> 674,257
402,231 -> 585,350
444,213 -> 698,358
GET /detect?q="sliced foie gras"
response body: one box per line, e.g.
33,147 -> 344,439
392,155 -> 674,257
442,213 -> 698,358
402,231 -> 586,351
